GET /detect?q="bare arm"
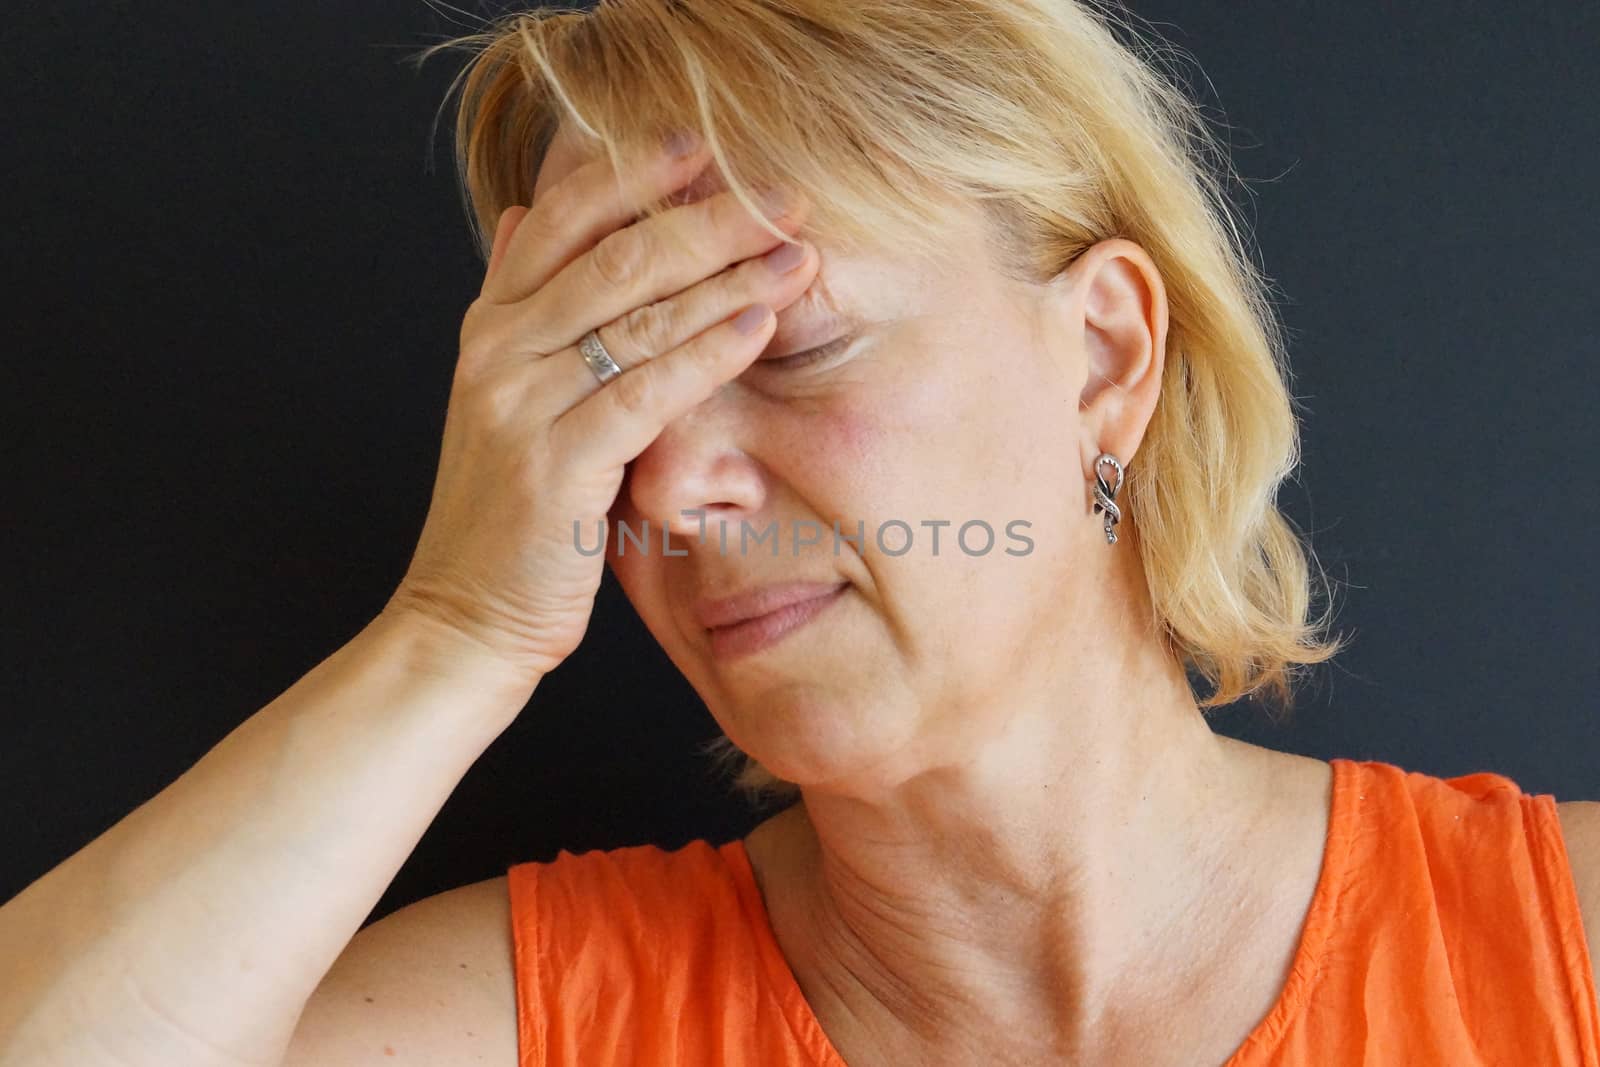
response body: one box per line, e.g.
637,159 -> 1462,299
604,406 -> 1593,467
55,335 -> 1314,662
1,130 -> 816,1067
1557,801 -> 1600,1017
0,609 -> 535,1067
279,875 -> 518,1065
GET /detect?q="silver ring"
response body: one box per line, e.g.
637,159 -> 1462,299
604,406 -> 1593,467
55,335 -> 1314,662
578,329 -> 623,385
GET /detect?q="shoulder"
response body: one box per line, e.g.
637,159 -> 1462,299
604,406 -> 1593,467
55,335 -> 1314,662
282,875 -> 517,1066
1557,801 -> 1600,1009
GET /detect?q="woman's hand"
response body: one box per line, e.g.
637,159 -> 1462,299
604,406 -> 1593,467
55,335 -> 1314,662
0,129 -> 830,1067
385,134 -> 819,679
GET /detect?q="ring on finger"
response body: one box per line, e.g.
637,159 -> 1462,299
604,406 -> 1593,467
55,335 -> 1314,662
578,329 -> 624,385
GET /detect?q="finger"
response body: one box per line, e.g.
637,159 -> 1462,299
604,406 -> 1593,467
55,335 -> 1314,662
480,135 -> 712,307
552,303 -> 776,470
505,184 -> 807,368
530,238 -> 817,413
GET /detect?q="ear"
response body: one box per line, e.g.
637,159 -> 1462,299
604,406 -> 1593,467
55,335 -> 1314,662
1048,238 -> 1169,477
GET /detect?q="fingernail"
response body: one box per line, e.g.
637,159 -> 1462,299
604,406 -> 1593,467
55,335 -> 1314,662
763,240 -> 807,274
663,129 -> 702,158
734,303 -> 772,335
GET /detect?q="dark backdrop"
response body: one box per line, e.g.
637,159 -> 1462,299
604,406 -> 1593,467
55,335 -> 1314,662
5,2 -> 1597,925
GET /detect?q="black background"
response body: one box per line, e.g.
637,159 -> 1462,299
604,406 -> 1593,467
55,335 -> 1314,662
5,2 -> 1597,925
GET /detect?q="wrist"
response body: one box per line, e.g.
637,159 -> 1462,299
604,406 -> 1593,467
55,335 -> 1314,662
361,606 -> 542,714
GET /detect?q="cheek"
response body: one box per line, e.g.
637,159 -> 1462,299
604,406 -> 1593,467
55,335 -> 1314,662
760,398 -> 890,502
811,405 -> 881,469
771,374 -> 999,521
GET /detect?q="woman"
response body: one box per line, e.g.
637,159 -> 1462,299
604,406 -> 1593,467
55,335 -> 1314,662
4,1 -> 1598,1064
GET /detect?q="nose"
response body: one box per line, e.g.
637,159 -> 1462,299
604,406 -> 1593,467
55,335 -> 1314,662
623,391 -> 768,546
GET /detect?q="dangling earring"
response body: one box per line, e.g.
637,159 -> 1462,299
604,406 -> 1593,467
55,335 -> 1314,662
1092,452 -> 1124,545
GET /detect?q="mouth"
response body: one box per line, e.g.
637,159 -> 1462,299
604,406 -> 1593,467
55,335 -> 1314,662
702,581 -> 849,661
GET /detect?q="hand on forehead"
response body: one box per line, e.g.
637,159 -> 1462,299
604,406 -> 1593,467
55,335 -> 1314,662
532,123 -> 728,209
524,122 -> 897,343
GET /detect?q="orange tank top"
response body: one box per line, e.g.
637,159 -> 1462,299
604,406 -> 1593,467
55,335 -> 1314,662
505,757 -> 1600,1065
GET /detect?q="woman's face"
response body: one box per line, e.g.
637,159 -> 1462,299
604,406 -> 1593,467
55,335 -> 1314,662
535,130 -> 1164,793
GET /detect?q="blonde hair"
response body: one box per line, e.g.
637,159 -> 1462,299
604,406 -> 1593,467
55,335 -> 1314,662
415,0 -> 1349,806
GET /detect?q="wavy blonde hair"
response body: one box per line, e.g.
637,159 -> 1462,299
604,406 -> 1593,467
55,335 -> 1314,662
416,0 -> 1348,806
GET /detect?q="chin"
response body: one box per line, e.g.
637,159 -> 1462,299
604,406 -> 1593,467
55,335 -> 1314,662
719,684 -> 913,780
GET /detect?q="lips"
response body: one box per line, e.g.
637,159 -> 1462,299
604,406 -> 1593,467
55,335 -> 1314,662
693,580 -> 849,631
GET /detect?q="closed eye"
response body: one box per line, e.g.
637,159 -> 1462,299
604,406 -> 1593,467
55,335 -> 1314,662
758,335 -> 854,371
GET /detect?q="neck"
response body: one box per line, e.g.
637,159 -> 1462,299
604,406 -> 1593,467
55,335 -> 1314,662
745,647 -> 1288,1062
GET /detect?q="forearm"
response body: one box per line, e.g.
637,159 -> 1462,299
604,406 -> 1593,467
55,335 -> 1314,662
0,609 -> 538,1067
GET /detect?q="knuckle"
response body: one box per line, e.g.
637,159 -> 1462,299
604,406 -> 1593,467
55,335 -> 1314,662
458,302 -> 501,359
513,197 -> 565,256
590,227 -> 650,291
459,300 -> 515,356
458,342 -> 509,390
615,298 -> 678,359
608,364 -> 657,416
455,338 -> 493,383
455,342 -> 503,390
486,380 -> 530,426
459,371 -> 527,428
549,157 -> 609,216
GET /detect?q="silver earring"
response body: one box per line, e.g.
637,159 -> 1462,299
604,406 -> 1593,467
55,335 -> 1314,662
1092,452 -> 1124,545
